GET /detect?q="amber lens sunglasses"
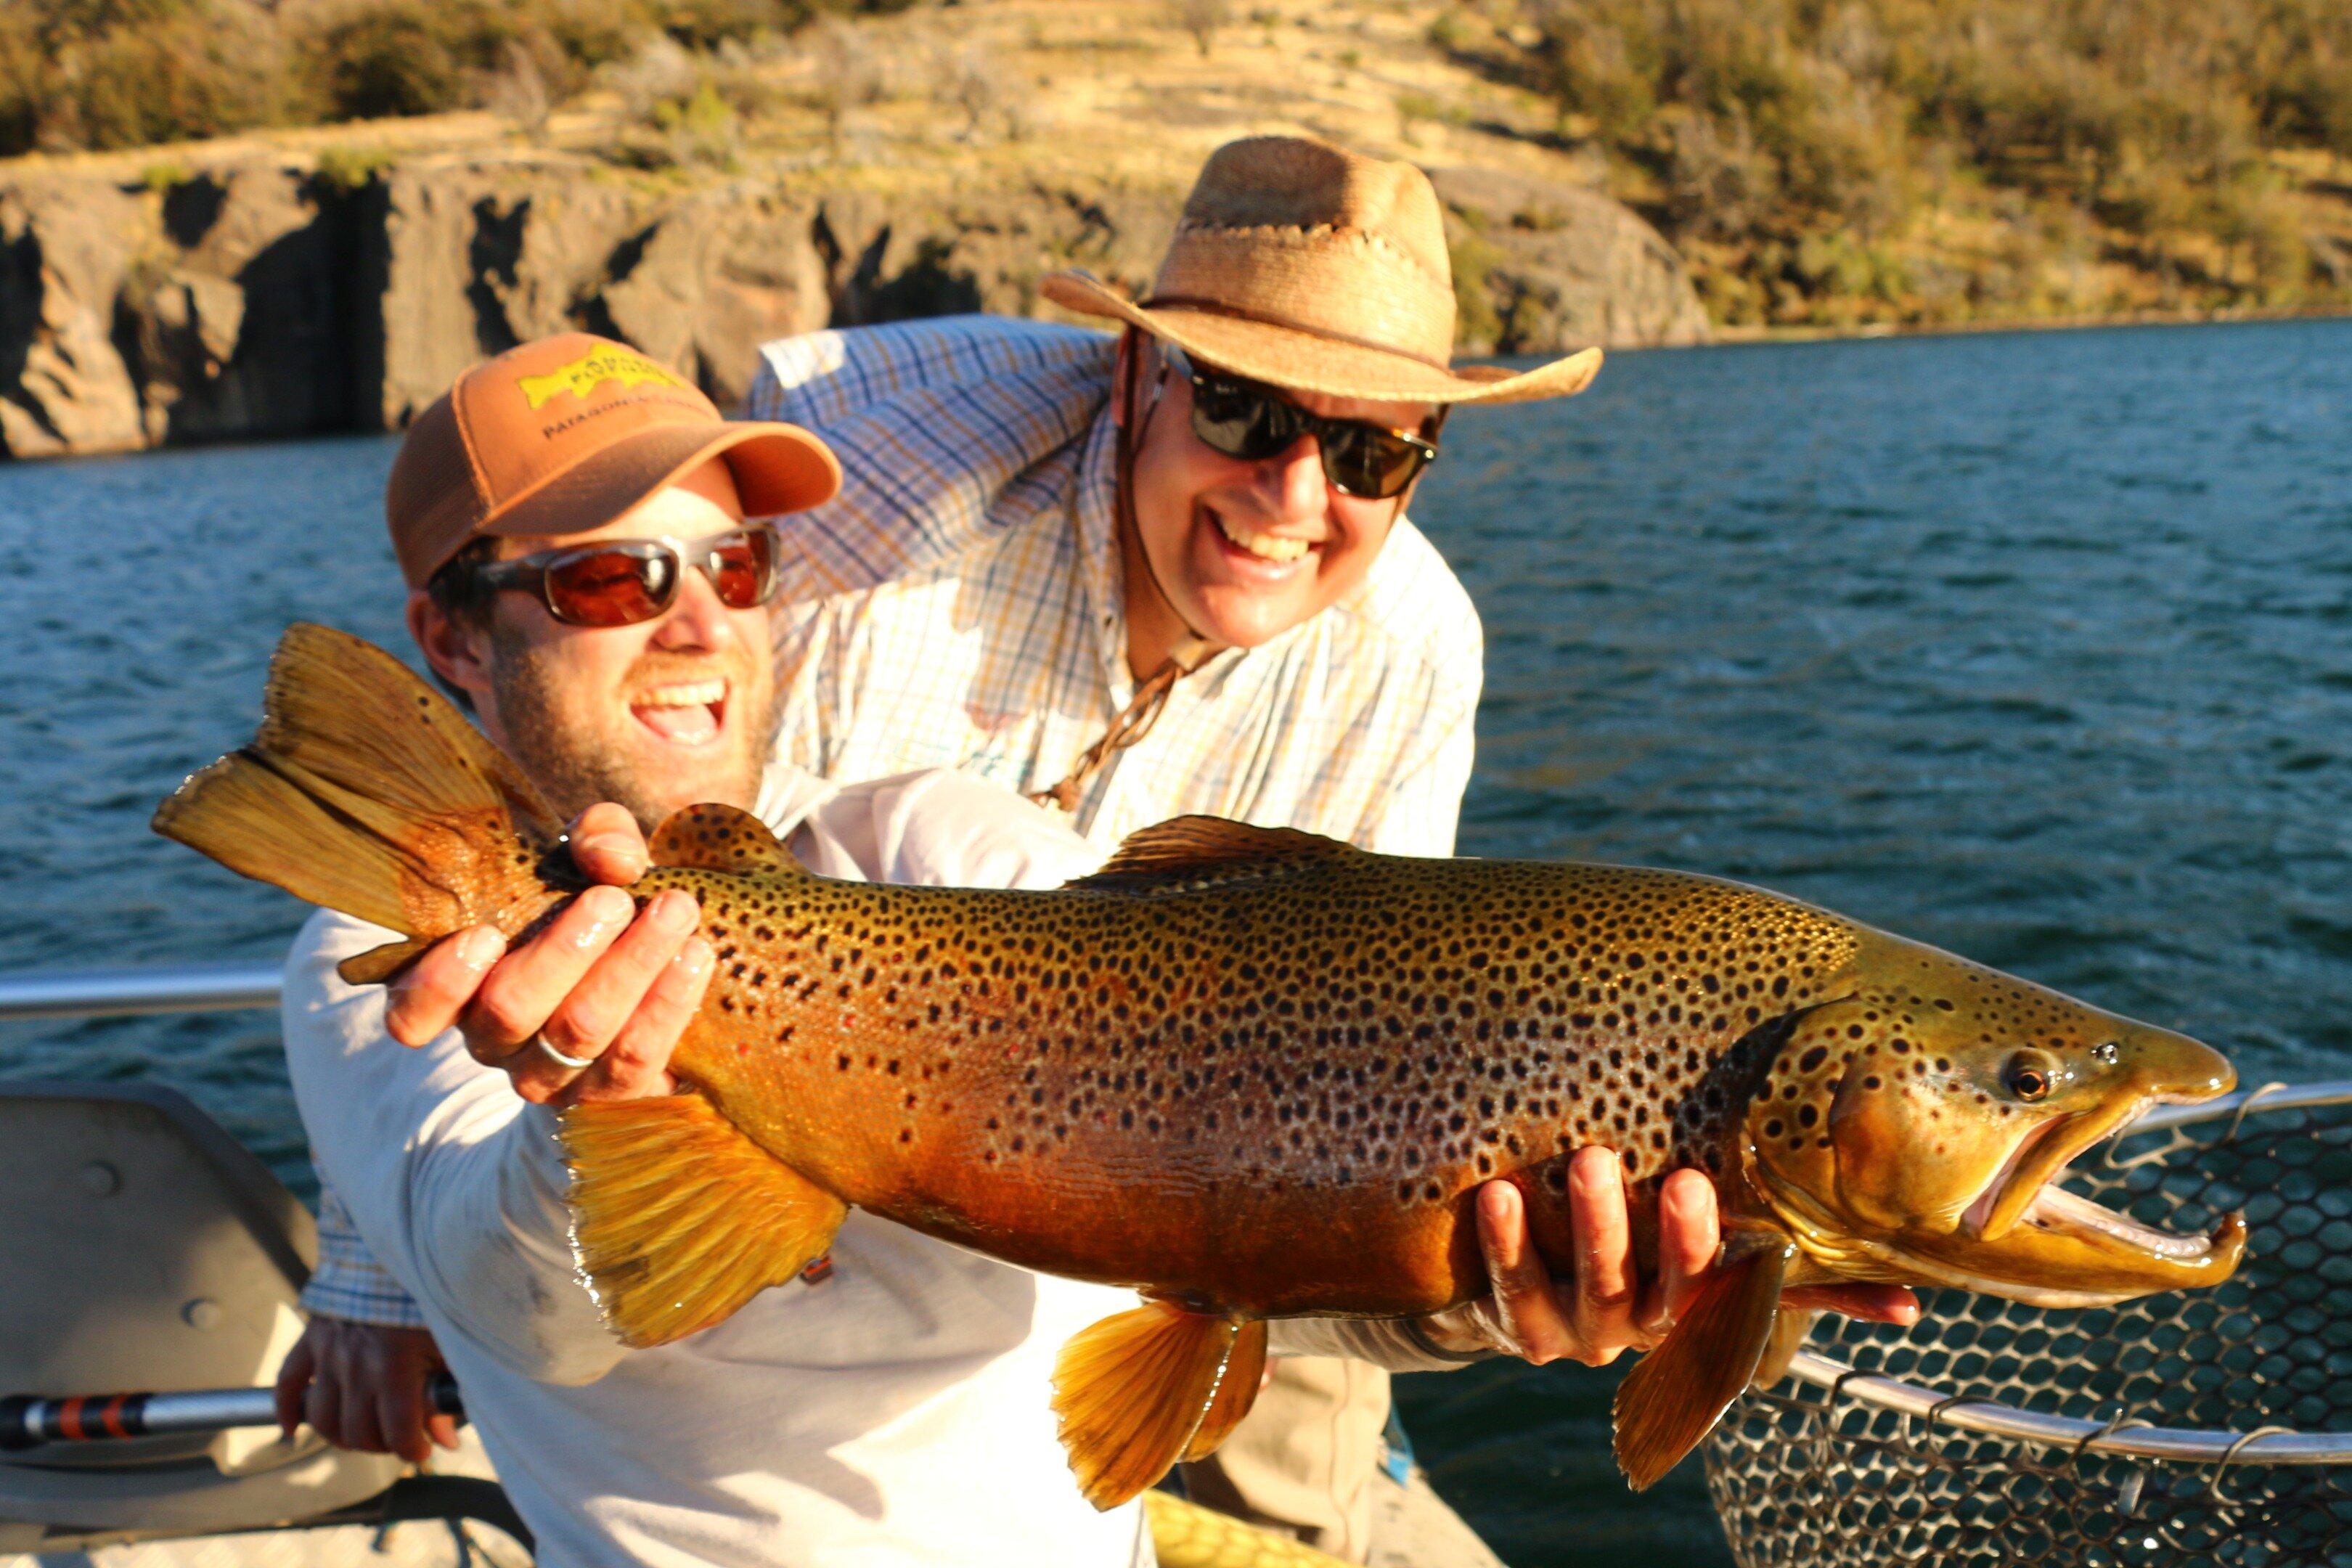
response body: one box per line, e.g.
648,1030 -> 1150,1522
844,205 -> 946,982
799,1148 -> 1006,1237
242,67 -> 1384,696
462,524 -> 781,628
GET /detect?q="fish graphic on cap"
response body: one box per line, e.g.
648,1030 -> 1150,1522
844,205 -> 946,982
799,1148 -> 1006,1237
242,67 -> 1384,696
515,346 -> 690,409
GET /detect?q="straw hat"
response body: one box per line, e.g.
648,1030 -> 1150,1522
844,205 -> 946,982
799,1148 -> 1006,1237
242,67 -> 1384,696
1042,136 -> 1601,407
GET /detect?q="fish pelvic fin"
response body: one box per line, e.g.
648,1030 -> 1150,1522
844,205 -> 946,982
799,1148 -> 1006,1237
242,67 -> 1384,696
648,802 -> 804,875
1612,1230 -> 1793,1491
1180,1318 -> 1267,1463
1053,1302 -> 1265,1508
1063,815 -> 1359,895
151,624 -> 564,981
560,1093 -> 846,1348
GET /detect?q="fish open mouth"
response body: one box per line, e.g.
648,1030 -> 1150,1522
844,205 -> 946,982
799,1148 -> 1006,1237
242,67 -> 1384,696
2021,1183 -> 2220,1261
1960,1105 -> 2226,1262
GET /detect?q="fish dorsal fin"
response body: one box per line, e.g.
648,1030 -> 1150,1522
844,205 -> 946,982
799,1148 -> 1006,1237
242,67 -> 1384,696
1063,815 -> 1360,894
647,804 -> 802,875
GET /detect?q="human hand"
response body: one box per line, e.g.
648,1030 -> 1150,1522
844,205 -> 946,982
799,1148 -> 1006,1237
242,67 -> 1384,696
1418,1148 -> 1919,1365
273,1315 -> 458,1464
381,804 -> 712,1106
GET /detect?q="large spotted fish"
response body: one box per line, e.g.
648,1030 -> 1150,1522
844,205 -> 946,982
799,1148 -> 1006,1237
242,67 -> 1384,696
157,626 -> 2245,1501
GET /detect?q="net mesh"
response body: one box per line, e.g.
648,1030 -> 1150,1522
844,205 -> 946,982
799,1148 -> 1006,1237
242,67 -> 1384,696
1704,1090 -> 2352,1567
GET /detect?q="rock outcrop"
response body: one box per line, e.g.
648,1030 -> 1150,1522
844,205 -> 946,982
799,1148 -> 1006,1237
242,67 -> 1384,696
0,153 -> 1706,460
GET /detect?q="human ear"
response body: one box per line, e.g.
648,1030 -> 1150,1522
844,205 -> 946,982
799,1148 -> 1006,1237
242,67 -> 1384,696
407,589 -> 495,705
1111,327 -> 1139,429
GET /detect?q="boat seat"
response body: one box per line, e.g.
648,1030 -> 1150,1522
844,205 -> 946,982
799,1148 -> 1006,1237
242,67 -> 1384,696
0,1082 -> 403,1550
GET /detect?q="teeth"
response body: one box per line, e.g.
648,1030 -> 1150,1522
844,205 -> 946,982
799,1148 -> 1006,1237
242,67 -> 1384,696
2027,1183 -> 2214,1259
637,680 -> 725,709
1214,512 -> 1313,563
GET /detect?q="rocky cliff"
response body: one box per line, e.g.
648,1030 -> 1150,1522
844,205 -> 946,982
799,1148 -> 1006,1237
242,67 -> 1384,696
0,150 -> 1707,460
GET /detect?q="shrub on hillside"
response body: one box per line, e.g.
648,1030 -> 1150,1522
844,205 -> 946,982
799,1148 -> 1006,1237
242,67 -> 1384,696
1519,0 -> 2352,314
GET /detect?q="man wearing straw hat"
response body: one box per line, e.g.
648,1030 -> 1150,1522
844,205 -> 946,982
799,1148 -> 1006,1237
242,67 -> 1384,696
735,133 -> 1600,1555
286,135 -> 1912,1559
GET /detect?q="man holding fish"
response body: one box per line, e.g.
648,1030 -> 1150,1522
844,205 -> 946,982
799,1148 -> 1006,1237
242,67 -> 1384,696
258,137 -> 1925,1563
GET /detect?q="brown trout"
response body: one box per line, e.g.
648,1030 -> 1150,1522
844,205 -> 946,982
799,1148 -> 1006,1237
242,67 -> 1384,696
156,625 -> 2245,1501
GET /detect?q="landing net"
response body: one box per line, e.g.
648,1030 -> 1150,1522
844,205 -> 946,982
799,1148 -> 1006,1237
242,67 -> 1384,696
1704,1079 -> 2352,1567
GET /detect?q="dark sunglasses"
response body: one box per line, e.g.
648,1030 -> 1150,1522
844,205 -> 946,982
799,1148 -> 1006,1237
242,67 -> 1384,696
462,524 -> 782,628
1185,365 -> 1439,500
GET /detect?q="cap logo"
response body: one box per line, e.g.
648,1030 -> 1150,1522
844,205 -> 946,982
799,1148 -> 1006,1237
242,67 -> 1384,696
517,347 -> 687,410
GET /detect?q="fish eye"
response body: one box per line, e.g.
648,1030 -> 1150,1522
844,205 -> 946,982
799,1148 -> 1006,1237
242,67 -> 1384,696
2003,1050 -> 2059,1102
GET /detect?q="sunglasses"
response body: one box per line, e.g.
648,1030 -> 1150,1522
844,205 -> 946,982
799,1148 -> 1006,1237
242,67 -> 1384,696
1183,365 -> 1439,500
462,524 -> 782,628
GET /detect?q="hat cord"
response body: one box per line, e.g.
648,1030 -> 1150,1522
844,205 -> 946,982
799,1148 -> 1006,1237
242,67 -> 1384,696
1030,332 -> 1222,814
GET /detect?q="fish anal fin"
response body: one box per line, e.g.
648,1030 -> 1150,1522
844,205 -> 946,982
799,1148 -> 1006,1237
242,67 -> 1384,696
338,936 -> 435,986
1612,1233 -> 1792,1491
1754,1305 -> 1819,1390
646,803 -> 802,875
1063,815 -> 1358,894
559,1093 -> 844,1348
1053,1301 -> 1253,1508
1180,1318 -> 1267,1462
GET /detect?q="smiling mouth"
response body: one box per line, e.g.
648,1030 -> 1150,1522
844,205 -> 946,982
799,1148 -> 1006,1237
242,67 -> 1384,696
631,678 -> 727,746
1961,1109 -> 2224,1262
1208,505 -> 1317,565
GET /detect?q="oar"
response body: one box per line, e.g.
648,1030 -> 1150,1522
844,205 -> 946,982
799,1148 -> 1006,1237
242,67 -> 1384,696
0,1374 -> 464,1450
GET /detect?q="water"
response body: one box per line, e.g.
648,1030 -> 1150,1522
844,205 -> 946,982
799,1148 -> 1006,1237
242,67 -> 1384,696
3,318 -> 2348,1564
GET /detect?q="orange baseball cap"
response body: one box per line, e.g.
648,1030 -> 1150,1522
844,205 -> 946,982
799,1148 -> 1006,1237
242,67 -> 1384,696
384,332 -> 842,587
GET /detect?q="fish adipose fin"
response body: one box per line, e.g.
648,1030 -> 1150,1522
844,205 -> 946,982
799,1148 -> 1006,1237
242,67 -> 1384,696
1065,815 -> 1359,894
1053,1302 -> 1267,1508
648,803 -> 804,875
151,623 -> 565,984
1612,1233 -> 1792,1490
560,1093 -> 846,1348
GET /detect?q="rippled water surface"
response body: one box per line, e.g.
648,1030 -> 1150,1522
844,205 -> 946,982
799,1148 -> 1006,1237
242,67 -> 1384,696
4,319 -> 2348,1565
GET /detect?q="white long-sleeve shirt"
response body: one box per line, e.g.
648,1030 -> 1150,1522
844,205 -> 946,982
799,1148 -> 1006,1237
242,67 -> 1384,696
285,769 -> 1151,1568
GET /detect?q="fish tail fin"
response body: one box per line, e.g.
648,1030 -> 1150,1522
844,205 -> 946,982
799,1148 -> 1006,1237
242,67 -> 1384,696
1053,1302 -> 1266,1509
151,623 -> 565,981
560,1093 -> 846,1347
1612,1232 -> 1791,1490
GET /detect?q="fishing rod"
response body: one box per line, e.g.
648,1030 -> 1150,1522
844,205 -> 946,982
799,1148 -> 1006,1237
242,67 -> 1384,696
0,1374 -> 464,1450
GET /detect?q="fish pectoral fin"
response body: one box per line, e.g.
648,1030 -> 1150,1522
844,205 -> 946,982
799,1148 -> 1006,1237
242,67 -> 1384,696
645,803 -> 804,875
1053,1302 -> 1261,1508
1754,1305 -> 1819,1390
1612,1231 -> 1793,1491
558,1093 -> 845,1349
1063,816 -> 1359,894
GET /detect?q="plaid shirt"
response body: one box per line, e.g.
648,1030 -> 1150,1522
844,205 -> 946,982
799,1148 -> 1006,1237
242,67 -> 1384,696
302,316 -> 1482,1328
750,315 -> 1482,856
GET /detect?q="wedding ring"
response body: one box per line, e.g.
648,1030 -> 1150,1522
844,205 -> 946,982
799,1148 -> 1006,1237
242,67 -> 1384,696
535,1037 -> 597,1071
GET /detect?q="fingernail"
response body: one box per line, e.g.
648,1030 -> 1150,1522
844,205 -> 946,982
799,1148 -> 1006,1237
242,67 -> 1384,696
650,890 -> 698,933
677,938 -> 714,975
457,927 -> 503,968
1482,1183 -> 1516,1221
581,886 -> 632,926
579,832 -> 637,862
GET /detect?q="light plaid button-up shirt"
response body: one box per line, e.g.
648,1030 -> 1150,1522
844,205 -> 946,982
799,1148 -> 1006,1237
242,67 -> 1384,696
751,315 -> 1482,856
301,315 -> 1482,1326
